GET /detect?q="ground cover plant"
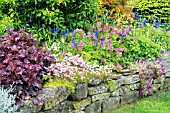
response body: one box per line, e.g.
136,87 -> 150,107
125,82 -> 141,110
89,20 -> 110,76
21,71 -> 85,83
109,90 -> 170,113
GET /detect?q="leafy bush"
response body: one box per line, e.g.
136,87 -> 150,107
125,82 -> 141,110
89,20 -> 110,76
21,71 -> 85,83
0,86 -> 18,113
0,0 -> 100,42
99,0 -> 134,24
0,28 -> 55,105
133,0 -> 170,29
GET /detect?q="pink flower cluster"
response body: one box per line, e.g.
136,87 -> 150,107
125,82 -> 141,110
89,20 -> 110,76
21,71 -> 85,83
77,40 -> 85,50
115,48 -> 124,57
47,53 -> 89,82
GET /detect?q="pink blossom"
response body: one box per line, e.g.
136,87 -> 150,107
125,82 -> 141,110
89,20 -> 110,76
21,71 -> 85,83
80,32 -> 85,38
134,37 -> 136,40
70,43 -> 74,47
61,52 -> 67,56
108,44 -> 113,50
91,26 -> 96,29
101,58 -> 106,63
106,33 -> 110,37
102,25 -> 108,30
108,54 -> 111,57
92,42 -> 94,45
116,63 -> 121,68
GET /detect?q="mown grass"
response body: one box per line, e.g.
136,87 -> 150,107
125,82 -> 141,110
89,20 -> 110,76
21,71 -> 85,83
109,90 -> 170,113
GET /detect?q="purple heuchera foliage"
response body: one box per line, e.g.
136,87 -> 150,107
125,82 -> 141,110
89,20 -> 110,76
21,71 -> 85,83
0,28 -> 55,106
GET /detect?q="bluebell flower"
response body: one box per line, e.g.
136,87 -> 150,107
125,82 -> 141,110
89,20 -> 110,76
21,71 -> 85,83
95,38 -> 98,45
27,24 -> 30,28
38,20 -> 41,25
30,16 -> 33,22
156,21 -> 161,28
66,29 -> 69,33
150,21 -> 153,24
94,30 -> 99,38
142,19 -> 146,26
164,23 -> 168,30
72,37 -> 77,46
62,30 -> 67,36
54,27 -> 58,33
70,29 -> 74,33
42,24 -> 45,28
134,12 -> 140,20
153,17 -> 157,22
101,36 -> 105,41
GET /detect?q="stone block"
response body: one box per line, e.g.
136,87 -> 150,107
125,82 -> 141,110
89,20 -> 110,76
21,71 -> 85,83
123,74 -> 140,85
91,93 -> 110,102
44,101 -> 73,113
72,84 -> 88,101
19,100 -> 42,113
102,97 -> 120,113
121,91 -> 139,105
37,86 -> 70,110
88,78 -> 101,86
84,100 -> 102,113
72,98 -> 91,110
88,84 -> 108,96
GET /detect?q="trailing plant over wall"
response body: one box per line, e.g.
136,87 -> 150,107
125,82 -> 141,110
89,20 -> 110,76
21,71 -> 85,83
138,59 -> 165,96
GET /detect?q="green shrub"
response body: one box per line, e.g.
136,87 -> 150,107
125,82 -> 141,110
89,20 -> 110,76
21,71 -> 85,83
0,0 -> 100,42
133,0 -> 170,29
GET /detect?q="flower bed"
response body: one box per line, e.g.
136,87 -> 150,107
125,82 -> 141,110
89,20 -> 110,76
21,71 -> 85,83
18,52 -> 170,113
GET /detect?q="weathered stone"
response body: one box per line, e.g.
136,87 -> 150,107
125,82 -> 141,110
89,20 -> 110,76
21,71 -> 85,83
88,84 -> 108,95
44,101 -> 73,113
112,74 -> 122,80
72,98 -> 91,110
115,77 -> 124,88
120,69 -> 131,73
123,74 -> 140,84
166,71 -> 170,78
121,91 -> 139,105
119,86 -> 130,95
110,89 -> 119,97
72,84 -> 88,101
88,78 -> 101,86
129,83 -> 140,91
84,101 -> 102,113
37,86 -> 70,110
163,78 -> 170,89
122,72 -> 131,76
102,97 -> 120,113
19,100 -> 42,113
164,66 -> 170,73
91,93 -> 110,102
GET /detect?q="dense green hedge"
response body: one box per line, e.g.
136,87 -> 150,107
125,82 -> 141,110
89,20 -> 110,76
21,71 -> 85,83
133,0 -> 170,24
0,0 -> 100,32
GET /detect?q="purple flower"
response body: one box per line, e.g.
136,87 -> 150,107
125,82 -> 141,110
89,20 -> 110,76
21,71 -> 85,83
134,12 -> 140,19
94,30 -> 99,37
153,17 -> 157,22
161,49 -> 166,54
72,37 -> 77,46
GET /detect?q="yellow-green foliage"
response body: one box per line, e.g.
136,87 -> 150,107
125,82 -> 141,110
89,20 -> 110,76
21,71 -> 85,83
43,76 -> 75,94
107,80 -> 116,91
133,0 -> 170,23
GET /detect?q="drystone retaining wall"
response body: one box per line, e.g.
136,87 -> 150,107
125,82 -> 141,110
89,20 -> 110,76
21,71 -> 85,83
19,54 -> 170,113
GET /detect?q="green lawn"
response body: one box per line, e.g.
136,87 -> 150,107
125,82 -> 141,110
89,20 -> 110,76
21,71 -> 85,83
109,91 -> 170,113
